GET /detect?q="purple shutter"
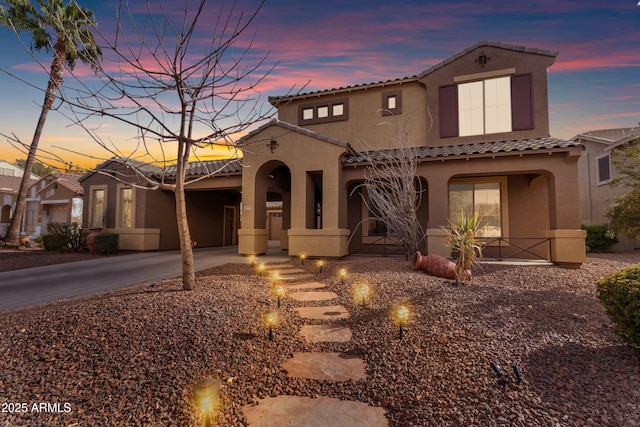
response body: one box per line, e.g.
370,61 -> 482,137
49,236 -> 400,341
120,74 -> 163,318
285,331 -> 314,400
439,85 -> 458,138
511,73 -> 533,130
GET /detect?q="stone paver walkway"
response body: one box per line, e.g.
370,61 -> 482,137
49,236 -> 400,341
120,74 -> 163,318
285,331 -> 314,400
242,260 -> 388,427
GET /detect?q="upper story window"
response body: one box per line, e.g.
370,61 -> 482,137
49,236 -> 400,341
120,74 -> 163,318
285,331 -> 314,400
440,72 -> 533,138
382,90 -> 402,116
298,98 -> 348,125
596,153 -> 612,185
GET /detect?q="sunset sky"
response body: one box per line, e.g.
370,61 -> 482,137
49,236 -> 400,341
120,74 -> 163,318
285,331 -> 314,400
0,0 -> 638,170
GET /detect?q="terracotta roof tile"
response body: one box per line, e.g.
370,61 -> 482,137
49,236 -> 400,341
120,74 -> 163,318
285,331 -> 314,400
0,175 -> 36,194
343,137 -> 582,164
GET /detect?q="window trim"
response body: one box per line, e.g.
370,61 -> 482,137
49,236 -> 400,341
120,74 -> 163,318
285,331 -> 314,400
115,184 -> 135,228
88,184 -> 108,229
381,90 -> 402,116
448,176 -> 509,239
298,98 -> 349,125
595,153 -> 612,185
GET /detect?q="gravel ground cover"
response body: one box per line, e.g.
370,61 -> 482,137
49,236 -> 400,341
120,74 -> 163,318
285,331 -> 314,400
0,249 -> 116,273
1,252 -> 639,426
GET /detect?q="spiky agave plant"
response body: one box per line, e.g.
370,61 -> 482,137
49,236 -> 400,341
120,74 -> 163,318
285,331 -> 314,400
446,212 -> 484,284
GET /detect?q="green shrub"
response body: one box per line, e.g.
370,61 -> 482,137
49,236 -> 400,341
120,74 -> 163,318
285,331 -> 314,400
597,264 -> 640,349
46,222 -> 82,252
582,224 -> 619,252
41,234 -> 63,252
94,232 -> 119,255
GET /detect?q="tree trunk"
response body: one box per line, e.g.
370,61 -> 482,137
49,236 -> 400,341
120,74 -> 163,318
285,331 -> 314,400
5,41 -> 65,243
175,148 -> 196,290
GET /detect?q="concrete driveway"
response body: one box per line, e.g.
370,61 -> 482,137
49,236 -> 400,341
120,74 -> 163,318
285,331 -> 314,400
0,245 -> 290,312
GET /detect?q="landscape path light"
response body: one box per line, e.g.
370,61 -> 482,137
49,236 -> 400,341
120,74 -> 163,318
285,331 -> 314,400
248,255 -> 256,267
299,252 -> 307,265
263,310 -> 278,341
338,268 -> 348,285
394,305 -> 410,340
192,377 -> 220,427
355,283 -> 370,307
257,262 -> 266,277
274,284 -> 286,308
270,271 -> 280,286
317,259 -> 325,273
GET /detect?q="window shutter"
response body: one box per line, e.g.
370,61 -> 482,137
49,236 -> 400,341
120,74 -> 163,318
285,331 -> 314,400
439,85 -> 459,137
511,73 -> 533,130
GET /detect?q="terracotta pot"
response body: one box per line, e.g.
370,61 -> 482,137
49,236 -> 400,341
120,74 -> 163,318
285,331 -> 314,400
412,251 -> 469,281
87,227 -> 103,254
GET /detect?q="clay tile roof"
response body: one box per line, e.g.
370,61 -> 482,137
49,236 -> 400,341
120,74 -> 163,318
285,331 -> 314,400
158,158 -> 243,178
48,171 -> 84,194
238,119 -> 353,153
0,175 -> 28,194
343,137 -> 582,164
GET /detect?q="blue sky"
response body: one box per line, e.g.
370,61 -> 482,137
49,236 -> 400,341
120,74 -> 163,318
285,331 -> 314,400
0,0 -> 638,168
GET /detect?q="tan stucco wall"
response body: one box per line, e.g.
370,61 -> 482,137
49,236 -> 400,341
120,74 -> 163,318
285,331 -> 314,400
419,45 -> 555,145
276,82 -> 429,151
239,125 -> 349,256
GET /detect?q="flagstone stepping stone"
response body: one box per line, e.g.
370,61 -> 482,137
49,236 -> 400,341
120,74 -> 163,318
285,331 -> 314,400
294,305 -> 350,320
242,395 -> 388,427
275,268 -> 306,274
299,325 -> 352,343
289,291 -> 338,302
280,273 -> 314,281
286,282 -> 327,290
283,352 -> 366,381
263,264 -> 295,270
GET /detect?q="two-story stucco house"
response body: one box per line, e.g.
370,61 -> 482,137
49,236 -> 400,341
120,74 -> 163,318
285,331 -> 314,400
80,41 -> 587,266
574,123 -> 640,250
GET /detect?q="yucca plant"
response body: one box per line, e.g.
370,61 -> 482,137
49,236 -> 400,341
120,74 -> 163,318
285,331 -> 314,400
445,212 -> 485,284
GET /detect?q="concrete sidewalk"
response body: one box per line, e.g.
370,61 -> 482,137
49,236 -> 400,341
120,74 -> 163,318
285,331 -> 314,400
0,245 -> 290,312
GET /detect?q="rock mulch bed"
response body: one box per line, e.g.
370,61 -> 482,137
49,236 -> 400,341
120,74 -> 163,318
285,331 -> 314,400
1,253 -> 639,426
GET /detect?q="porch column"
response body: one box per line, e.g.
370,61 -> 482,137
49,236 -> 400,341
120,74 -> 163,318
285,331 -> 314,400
238,165 -> 268,255
426,173 -> 451,257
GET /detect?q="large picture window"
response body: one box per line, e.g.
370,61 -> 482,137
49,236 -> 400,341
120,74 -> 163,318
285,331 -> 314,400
449,180 -> 504,237
458,76 -> 511,136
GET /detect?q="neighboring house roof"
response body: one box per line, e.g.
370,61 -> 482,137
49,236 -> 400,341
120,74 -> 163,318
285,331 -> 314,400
33,171 -> 84,195
269,41 -> 558,104
0,160 -> 40,179
238,119 -> 355,153
78,158 -> 164,183
573,124 -> 640,152
343,136 -> 581,164
0,175 -> 27,194
158,158 -> 243,178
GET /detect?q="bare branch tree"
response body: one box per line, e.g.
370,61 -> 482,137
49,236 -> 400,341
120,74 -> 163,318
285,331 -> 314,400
62,0 -> 282,290
350,115 -> 426,258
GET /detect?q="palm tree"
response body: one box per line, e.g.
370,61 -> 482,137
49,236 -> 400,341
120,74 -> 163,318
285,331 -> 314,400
0,0 -> 101,243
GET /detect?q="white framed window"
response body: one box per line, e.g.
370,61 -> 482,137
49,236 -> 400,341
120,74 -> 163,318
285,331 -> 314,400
387,95 -> 397,110
596,154 -> 612,185
302,108 -> 314,120
449,177 -> 508,238
458,76 -> 511,136
332,103 -> 344,116
317,106 -> 329,118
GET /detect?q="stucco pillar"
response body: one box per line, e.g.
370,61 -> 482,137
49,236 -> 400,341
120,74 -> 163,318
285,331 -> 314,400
426,173 -> 452,257
238,162 -> 268,255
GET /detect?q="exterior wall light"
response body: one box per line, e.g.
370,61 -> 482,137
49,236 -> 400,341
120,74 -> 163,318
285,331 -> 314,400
393,305 -> 410,340
263,310 -> 278,341
338,268 -> 347,285
192,377 -> 221,427
274,284 -> 286,307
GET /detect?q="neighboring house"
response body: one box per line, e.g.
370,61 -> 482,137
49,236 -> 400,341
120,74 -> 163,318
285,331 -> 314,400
0,175 -> 26,238
81,41 -> 587,266
23,171 -> 84,237
574,123 -> 640,250
0,160 -> 40,179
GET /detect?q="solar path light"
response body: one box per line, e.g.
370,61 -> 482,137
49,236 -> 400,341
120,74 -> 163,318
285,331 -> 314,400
394,305 -> 409,340
192,377 -> 220,427
263,310 -> 278,341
